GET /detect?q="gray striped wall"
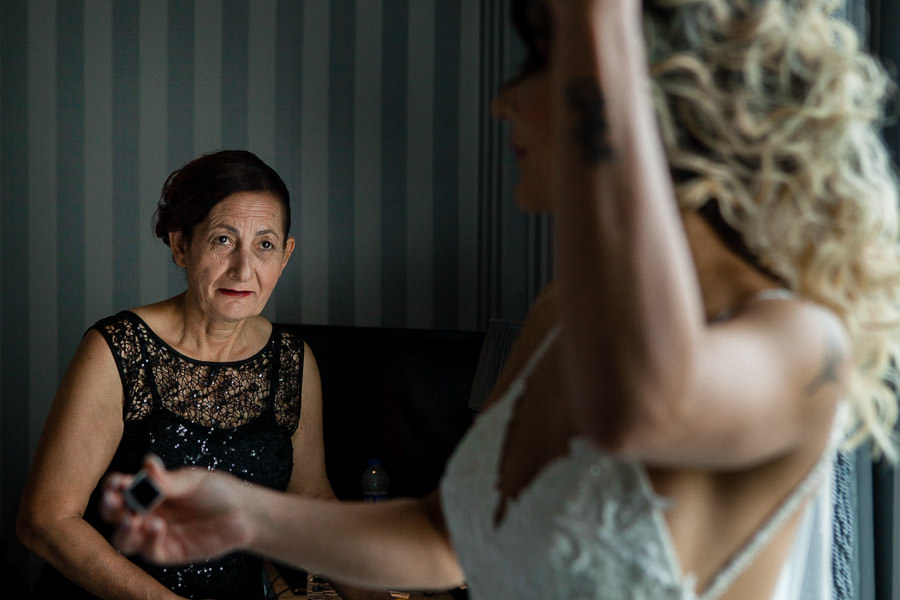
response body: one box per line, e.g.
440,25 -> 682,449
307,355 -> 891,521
1,0 -> 551,569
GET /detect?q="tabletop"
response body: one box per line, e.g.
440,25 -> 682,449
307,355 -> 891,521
265,562 -> 465,600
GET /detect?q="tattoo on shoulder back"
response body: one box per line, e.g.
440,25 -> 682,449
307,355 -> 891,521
565,78 -> 615,164
803,327 -> 845,397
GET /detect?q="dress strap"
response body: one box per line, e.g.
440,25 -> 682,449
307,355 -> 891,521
710,288 -> 794,323
697,404 -> 846,600
519,326 -> 562,379
750,288 -> 794,302
491,325 -> 563,408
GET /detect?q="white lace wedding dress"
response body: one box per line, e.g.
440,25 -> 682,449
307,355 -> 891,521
441,326 -> 837,599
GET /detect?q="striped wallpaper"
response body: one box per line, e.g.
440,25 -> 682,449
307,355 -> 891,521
1,0 -> 552,567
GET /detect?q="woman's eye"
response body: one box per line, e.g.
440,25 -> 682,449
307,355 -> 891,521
215,235 -> 230,245
260,240 -> 274,250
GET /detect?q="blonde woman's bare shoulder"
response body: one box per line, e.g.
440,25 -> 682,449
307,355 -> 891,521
735,291 -> 851,420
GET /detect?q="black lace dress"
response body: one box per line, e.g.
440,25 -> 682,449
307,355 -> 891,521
34,311 -> 303,600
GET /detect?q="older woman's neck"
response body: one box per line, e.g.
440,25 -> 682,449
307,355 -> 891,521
166,293 -> 262,362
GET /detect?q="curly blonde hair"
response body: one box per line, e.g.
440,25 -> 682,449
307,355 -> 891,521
645,0 -> 900,459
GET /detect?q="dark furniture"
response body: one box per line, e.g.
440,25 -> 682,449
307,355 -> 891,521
282,324 -> 484,500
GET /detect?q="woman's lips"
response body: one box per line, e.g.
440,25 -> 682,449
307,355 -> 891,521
219,289 -> 252,297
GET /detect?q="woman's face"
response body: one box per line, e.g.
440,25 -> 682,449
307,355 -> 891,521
492,71 -> 555,212
170,191 -> 295,323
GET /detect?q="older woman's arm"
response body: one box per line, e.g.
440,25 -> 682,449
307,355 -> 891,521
17,330 -> 188,600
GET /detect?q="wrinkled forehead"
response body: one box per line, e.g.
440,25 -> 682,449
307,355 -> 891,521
201,192 -> 289,234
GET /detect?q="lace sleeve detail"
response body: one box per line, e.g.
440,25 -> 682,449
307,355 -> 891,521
274,327 -> 303,434
544,442 -> 691,599
91,312 -> 153,421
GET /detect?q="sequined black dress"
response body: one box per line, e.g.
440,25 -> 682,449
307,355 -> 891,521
34,310 -> 303,600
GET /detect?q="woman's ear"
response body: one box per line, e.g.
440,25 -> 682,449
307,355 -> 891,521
169,231 -> 188,268
281,237 -> 296,271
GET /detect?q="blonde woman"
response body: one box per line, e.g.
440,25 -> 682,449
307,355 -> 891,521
101,2 -> 900,598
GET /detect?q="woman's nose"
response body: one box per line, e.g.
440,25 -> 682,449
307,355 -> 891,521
229,248 -> 252,280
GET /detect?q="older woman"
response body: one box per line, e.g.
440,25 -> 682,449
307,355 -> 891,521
17,150 -> 384,600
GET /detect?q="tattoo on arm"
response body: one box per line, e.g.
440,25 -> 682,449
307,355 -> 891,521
803,328 -> 845,397
565,78 -> 615,164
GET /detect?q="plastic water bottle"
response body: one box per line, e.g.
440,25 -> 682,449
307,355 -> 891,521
361,458 -> 390,502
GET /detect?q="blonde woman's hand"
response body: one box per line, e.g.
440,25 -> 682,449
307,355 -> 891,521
101,455 -> 252,565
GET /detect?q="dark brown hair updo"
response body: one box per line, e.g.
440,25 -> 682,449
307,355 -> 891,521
153,150 -> 291,246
